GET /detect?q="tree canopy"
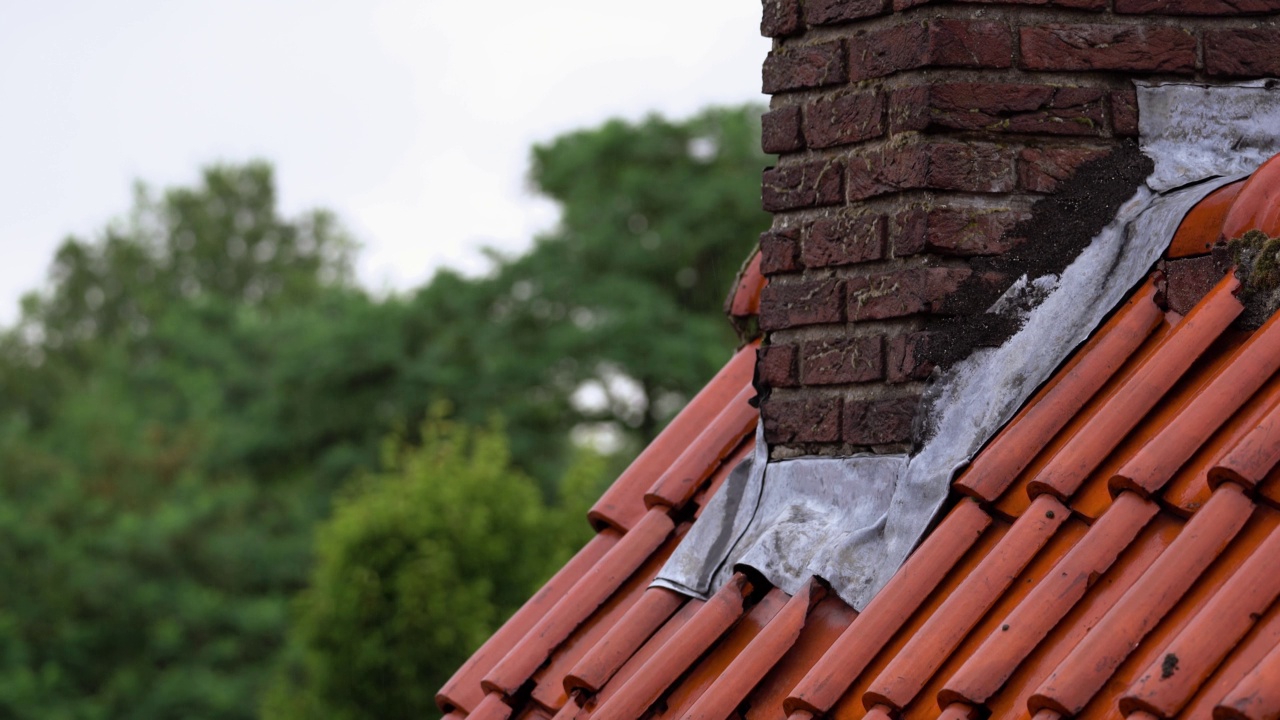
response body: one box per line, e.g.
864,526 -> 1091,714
0,104 -> 769,719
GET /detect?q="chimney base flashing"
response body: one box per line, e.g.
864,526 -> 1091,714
1138,80 -> 1280,192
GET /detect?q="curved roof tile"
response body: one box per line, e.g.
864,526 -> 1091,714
440,151 -> 1280,720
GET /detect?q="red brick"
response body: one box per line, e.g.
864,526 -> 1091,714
1018,147 -> 1113,193
804,214 -> 886,268
759,277 -> 845,330
760,229 -> 802,274
891,83 -> 1106,136
844,395 -> 919,445
887,86 -> 930,133
758,343 -> 800,388
929,207 -> 1027,256
1111,87 -> 1139,136
894,205 -> 1029,257
805,0 -> 891,24
849,142 -> 1018,201
801,335 -> 885,385
1205,29 -> 1280,77
762,0 -> 802,37
929,19 -> 1015,67
762,159 -> 845,211
848,22 -> 928,80
1116,0 -> 1280,13
955,0 -> 1106,9
849,20 -> 1012,81
890,206 -> 930,257
1052,0 -> 1109,8
847,267 -> 971,321
763,395 -> 842,443
847,149 -> 902,201
1165,256 -> 1225,315
919,142 -> 1018,193
803,91 -> 886,149
1020,24 -> 1196,73
887,333 -> 935,383
762,106 -> 805,154
763,41 -> 848,93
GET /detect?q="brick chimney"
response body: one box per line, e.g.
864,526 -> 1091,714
752,0 -> 1280,457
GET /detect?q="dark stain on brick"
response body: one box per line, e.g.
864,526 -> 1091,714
920,140 -> 1154,369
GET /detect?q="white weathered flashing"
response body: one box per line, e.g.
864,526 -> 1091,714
1139,80 -> 1280,193
653,81 -> 1280,611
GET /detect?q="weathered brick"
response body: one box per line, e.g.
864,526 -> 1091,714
1111,87 -> 1139,136
804,214 -> 886,267
954,0 -> 1106,9
892,83 -> 1106,136
847,150 -> 901,201
760,229 -> 802,274
762,106 -> 805,154
762,0 -> 802,37
801,335 -> 885,385
894,205 -> 1029,257
1020,24 -> 1196,73
1116,0 -> 1280,13
887,332 -> 935,383
929,19 -> 1014,67
847,267 -> 971,320
803,91 -> 886,149
758,343 -> 800,388
763,159 -> 845,211
763,41 -> 848,93
919,142 -> 1019,193
848,20 -> 1013,80
1165,256 -> 1225,315
891,206 -> 930,257
763,395 -> 842,443
849,142 -> 1018,201
805,0 -> 891,24
929,207 -> 1027,256
848,22 -> 928,80
844,395 -> 919,445
887,86 -> 929,133
1018,146 -> 1113,193
917,143 -> 1019,193
759,277 -> 845,330
1205,29 -> 1280,77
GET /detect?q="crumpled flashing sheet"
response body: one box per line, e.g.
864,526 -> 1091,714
1139,80 -> 1280,193
653,80 -> 1280,611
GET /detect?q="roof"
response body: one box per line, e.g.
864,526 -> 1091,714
439,153 -> 1280,720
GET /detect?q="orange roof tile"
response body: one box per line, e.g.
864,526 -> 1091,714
440,153 -> 1280,720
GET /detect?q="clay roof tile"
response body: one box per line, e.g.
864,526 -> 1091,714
442,151 -> 1280,720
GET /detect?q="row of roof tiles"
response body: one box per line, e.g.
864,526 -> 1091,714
441,154 -> 1280,720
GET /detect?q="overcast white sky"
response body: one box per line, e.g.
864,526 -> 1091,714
0,1 -> 770,326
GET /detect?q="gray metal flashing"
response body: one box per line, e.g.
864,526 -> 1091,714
1139,80 -> 1280,193
653,81 -> 1278,611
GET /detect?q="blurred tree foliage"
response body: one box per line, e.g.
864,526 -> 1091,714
261,412 -> 598,720
0,105 -> 768,719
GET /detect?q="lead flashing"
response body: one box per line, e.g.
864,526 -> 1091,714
1139,80 -> 1280,193
654,81 -> 1278,611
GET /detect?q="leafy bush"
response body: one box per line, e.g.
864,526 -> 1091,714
263,411 -> 596,720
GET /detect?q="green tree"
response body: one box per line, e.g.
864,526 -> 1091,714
0,163 -> 358,719
393,105 -> 770,485
261,412 -> 596,720
0,103 -> 769,719
492,105 -> 770,444
261,104 -> 769,720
